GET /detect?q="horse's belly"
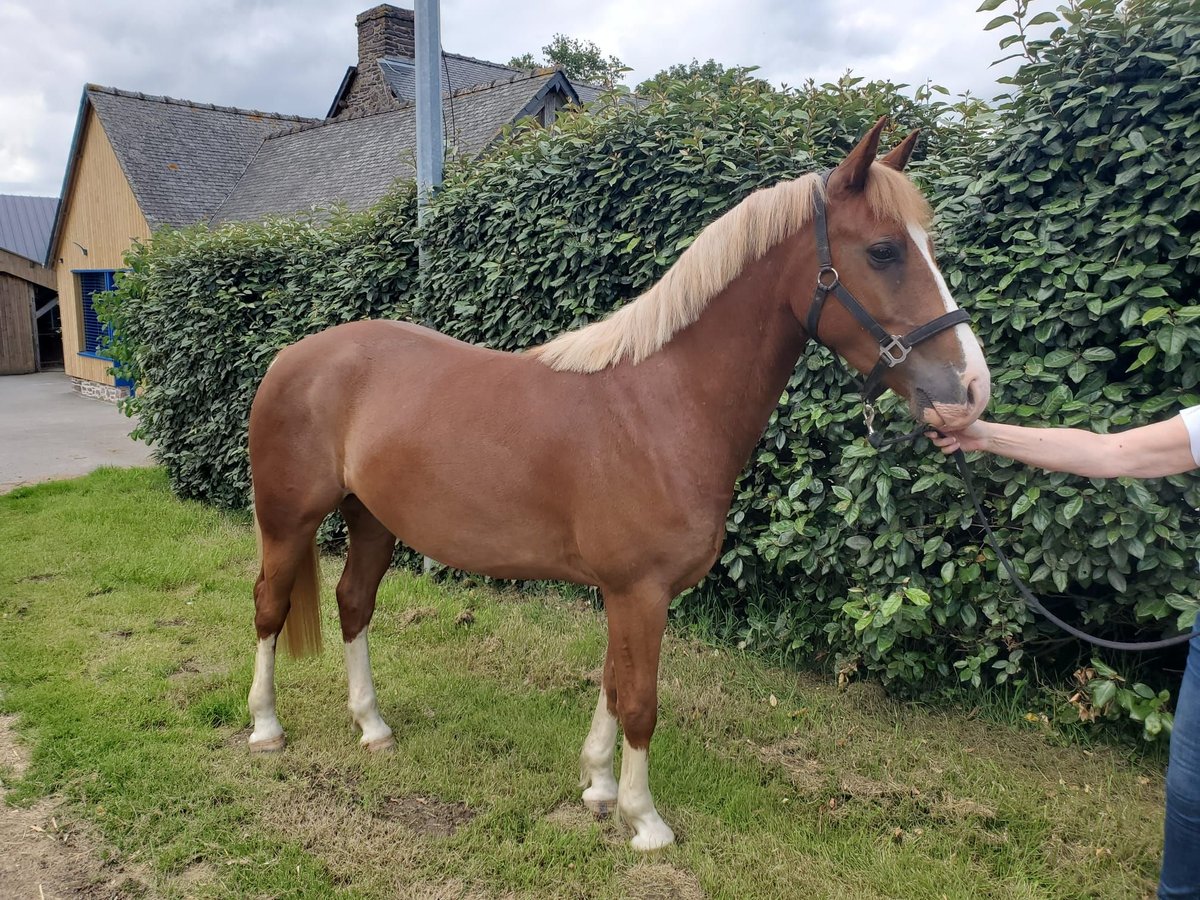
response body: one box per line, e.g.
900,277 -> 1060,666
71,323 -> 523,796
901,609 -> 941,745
350,465 -> 591,584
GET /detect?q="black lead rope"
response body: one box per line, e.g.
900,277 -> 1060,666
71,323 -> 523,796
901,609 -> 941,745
948,447 -> 1198,651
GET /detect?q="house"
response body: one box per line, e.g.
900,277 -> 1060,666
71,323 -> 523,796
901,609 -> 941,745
0,194 -> 59,375
45,3 -> 602,399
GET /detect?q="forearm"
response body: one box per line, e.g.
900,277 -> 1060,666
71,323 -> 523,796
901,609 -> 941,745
976,418 -> 1195,479
979,423 -> 1117,476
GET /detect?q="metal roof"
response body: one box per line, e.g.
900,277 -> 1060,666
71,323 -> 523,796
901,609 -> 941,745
0,194 -> 58,263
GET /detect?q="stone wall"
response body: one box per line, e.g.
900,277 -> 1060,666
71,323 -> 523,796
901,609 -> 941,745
336,4 -> 415,118
70,377 -> 130,404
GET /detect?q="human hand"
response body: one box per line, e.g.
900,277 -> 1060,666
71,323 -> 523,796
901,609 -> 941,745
926,420 -> 991,455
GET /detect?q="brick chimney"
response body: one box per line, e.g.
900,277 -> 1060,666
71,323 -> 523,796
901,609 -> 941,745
339,4 -> 415,116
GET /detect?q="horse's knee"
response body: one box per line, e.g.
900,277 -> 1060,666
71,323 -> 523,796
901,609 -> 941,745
253,582 -> 289,637
617,696 -> 658,748
335,587 -> 374,642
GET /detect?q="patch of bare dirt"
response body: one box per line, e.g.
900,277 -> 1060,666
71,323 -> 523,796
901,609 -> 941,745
18,572 -> 58,583
398,607 -> 439,627
933,796 -> 997,822
375,794 -> 475,835
404,878 -> 516,899
165,657 -> 224,685
0,714 -> 154,899
543,800 -> 623,844
620,862 -> 706,899
256,764 -> 481,892
757,737 -> 829,795
294,760 -> 475,836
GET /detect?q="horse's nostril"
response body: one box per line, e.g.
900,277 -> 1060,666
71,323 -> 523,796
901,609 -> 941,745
966,380 -> 977,406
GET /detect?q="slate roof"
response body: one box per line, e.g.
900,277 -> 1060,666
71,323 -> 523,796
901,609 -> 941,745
379,52 -> 524,101
84,86 -> 315,229
0,194 -> 58,263
211,71 -> 567,224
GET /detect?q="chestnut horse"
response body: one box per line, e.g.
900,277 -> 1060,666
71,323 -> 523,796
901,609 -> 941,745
245,119 -> 990,850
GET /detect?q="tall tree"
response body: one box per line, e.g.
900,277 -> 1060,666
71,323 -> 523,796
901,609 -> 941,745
637,58 -> 772,94
508,34 -> 627,87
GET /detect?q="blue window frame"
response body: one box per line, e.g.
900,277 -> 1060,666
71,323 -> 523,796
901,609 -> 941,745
77,270 -> 116,359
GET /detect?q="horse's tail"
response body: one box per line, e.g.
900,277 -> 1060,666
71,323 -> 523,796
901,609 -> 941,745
254,510 -> 323,658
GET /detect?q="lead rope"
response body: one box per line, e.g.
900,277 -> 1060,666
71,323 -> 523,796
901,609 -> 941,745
867,427 -> 1195,649
945,447 -> 1198,651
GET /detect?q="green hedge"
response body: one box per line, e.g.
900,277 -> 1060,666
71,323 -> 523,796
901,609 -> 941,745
101,0 -> 1200,711
100,193 -> 419,510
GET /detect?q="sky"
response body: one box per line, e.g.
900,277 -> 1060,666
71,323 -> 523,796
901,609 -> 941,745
0,0 -> 1035,198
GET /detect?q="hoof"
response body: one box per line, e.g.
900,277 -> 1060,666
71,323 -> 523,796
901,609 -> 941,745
362,733 -> 396,753
582,785 -> 618,819
583,795 -> 616,819
248,733 -> 286,753
630,822 -> 676,852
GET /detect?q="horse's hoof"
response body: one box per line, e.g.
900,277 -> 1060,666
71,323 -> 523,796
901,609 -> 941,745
630,822 -> 676,852
582,789 -> 617,819
248,733 -> 286,753
363,733 -> 396,753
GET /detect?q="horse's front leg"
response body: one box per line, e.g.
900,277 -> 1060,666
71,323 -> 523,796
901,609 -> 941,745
602,585 -> 675,851
580,647 -> 619,815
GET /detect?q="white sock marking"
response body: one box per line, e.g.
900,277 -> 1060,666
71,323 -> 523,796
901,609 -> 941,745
344,631 -> 393,748
248,635 -> 284,746
580,689 -> 619,810
618,739 -> 675,850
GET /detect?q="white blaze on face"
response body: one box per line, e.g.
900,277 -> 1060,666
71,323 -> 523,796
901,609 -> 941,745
906,222 -> 991,404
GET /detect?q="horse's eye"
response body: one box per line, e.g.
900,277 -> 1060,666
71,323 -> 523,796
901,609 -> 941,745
868,244 -> 899,266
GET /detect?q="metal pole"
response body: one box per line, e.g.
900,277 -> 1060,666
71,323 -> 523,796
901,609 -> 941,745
416,0 -> 442,574
415,0 -> 443,227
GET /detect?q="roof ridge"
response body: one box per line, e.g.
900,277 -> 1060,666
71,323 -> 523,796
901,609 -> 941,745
378,50 -> 524,74
445,69 -> 556,100
270,103 -> 411,138
85,84 -> 315,124
269,70 -> 557,140
441,50 -> 526,73
0,192 -> 58,202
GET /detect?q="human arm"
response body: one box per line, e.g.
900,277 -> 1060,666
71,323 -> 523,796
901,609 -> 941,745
927,412 -> 1199,479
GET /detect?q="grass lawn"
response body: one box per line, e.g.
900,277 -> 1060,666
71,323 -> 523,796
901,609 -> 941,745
0,467 -> 1167,898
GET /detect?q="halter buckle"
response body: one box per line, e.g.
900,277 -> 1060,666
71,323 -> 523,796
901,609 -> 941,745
863,401 -> 877,434
816,266 -> 839,291
879,335 -> 911,367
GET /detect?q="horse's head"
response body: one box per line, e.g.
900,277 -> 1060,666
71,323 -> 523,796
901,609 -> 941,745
793,119 -> 990,432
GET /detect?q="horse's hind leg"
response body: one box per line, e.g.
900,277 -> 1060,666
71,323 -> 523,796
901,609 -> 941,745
580,647 -> 619,816
248,524 -> 322,752
337,495 -> 397,752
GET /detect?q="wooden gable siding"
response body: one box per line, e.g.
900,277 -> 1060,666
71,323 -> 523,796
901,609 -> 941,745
0,247 -> 57,290
53,108 -> 150,384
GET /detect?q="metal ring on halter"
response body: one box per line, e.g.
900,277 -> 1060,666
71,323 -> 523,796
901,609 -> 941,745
816,267 -> 839,290
879,335 -> 911,367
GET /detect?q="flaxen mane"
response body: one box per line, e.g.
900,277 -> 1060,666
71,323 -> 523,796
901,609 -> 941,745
531,164 -> 932,373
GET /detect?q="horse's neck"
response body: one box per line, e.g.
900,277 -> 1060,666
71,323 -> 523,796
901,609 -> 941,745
645,243 -> 809,478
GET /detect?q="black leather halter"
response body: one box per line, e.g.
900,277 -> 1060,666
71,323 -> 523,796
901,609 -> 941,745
804,172 -> 970,446
803,175 -> 1198,651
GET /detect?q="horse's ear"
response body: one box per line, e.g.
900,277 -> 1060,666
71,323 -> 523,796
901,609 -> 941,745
836,116 -> 888,192
881,130 -> 920,171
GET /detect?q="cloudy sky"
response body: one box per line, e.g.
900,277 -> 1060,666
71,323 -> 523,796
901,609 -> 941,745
0,0 -> 1035,198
